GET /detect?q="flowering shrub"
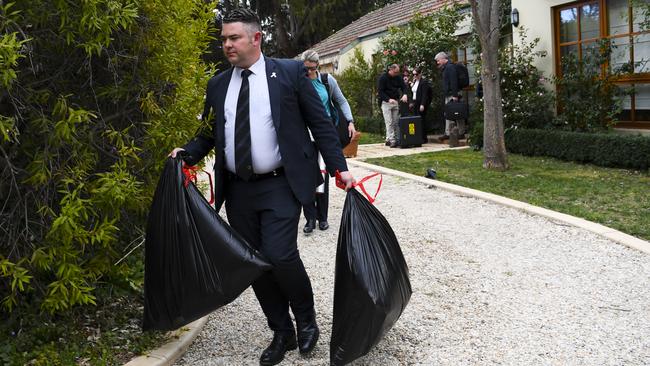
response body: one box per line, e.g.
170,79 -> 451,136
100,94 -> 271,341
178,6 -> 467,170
470,29 -> 554,148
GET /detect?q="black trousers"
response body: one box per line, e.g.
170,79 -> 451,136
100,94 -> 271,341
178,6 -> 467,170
302,173 -> 329,222
225,175 -> 315,334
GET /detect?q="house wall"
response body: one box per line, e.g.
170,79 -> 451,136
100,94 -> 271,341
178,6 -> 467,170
337,36 -> 383,72
511,0 -> 573,79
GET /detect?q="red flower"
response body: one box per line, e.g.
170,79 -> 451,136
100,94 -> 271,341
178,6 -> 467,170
391,50 -> 397,55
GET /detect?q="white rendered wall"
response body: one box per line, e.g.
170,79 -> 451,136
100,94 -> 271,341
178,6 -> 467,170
511,0 -> 574,80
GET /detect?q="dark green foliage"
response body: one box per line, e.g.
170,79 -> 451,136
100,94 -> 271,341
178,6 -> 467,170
469,29 -> 553,149
0,0 -> 214,316
553,39 -> 629,132
219,0 -> 398,57
505,128 -> 650,171
336,48 -> 384,120
355,115 -> 385,135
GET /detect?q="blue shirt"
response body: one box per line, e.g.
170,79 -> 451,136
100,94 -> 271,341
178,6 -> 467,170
310,78 -> 331,118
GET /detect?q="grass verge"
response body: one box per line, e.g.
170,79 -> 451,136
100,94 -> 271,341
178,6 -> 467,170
365,149 -> 650,241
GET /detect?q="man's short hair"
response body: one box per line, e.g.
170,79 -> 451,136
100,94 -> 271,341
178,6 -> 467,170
222,8 -> 262,33
434,52 -> 449,61
301,50 -> 319,63
388,63 -> 400,71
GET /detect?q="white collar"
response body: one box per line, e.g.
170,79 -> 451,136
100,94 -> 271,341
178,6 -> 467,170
234,54 -> 265,76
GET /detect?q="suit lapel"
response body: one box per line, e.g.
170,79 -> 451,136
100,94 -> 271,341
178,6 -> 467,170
265,57 -> 281,130
216,68 -> 233,151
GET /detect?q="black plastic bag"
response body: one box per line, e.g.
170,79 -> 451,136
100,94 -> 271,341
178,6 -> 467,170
143,157 -> 272,331
330,187 -> 412,365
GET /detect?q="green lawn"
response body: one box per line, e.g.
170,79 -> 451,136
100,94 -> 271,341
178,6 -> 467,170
365,149 -> 650,241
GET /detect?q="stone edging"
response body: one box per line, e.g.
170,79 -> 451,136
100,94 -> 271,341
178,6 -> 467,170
124,317 -> 208,366
347,159 -> 650,255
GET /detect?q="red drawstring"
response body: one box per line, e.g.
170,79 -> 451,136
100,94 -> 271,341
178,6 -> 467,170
335,170 -> 383,204
182,163 -> 215,205
182,164 -> 199,187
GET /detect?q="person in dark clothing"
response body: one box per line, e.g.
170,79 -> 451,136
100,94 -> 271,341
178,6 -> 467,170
409,67 -> 433,143
377,64 -> 408,147
435,52 -> 466,141
169,8 -> 355,366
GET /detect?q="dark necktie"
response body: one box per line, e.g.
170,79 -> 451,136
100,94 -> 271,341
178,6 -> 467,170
235,69 -> 253,181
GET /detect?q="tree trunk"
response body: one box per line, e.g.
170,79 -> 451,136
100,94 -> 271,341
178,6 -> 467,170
271,0 -> 294,57
470,0 -> 509,170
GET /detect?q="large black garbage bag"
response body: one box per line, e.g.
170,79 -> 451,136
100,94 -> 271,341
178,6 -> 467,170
143,157 -> 272,331
330,188 -> 412,365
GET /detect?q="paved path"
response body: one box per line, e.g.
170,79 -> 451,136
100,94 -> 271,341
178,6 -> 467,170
173,142 -> 650,365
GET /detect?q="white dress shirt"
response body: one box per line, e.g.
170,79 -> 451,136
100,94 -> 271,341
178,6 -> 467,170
411,79 -> 419,102
224,54 -> 282,174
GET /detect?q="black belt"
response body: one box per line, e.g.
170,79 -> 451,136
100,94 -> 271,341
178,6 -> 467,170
228,167 -> 284,182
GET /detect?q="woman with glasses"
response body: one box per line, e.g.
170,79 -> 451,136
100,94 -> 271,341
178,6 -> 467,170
409,67 -> 433,144
299,49 -> 355,235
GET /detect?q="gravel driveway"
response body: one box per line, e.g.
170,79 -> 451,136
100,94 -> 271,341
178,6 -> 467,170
177,164 -> 650,366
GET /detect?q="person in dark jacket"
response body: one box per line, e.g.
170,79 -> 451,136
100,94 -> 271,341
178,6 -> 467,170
377,64 -> 408,147
435,52 -> 466,141
169,8 -> 355,366
409,67 -> 433,143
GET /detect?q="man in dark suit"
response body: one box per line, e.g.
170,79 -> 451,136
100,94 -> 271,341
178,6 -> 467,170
169,8 -> 355,366
409,67 -> 433,144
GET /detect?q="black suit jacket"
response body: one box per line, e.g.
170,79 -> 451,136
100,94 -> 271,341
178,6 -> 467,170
413,77 -> 433,111
183,57 -> 348,211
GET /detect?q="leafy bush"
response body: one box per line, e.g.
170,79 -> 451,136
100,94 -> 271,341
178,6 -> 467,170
505,128 -> 650,171
0,0 -> 214,316
499,29 -> 555,130
553,39 -> 629,132
336,47 -> 384,119
354,115 -> 385,135
469,28 -> 553,148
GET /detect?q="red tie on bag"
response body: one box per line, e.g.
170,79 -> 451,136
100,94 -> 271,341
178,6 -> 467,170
182,163 -> 215,205
335,170 -> 383,204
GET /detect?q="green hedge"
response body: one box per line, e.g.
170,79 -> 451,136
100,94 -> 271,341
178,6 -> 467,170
505,129 -> 650,170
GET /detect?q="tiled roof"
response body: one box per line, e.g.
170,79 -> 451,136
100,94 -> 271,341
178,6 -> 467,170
310,0 -> 460,58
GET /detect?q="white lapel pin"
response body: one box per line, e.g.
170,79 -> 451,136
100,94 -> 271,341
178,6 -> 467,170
271,72 -> 277,78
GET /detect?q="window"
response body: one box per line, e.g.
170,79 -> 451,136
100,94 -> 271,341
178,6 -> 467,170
452,45 -> 478,104
554,0 -> 650,127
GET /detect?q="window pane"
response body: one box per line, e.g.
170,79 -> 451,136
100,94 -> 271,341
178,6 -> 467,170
582,41 -> 601,74
633,2 -> 648,33
581,4 -> 600,40
560,44 -> 579,74
618,85 -> 632,121
560,8 -> 579,42
457,49 -> 466,63
608,0 -> 630,36
611,36 -> 632,73
635,84 -> 650,121
633,33 -> 650,73
466,47 -> 477,85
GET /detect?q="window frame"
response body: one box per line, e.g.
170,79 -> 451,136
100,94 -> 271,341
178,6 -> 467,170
553,0 -> 650,127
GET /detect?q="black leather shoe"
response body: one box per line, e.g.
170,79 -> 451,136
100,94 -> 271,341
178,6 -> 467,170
297,321 -> 319,354
389,142 -> 398,148
259,332 -> 297,366
318,221 -> 329,231
303,219 -> 316,234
